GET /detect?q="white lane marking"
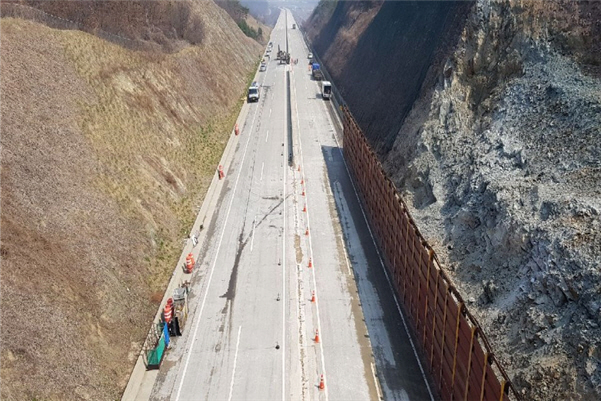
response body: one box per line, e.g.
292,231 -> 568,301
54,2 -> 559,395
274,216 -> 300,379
371,363 -> 383,400
260,162 -> 264,181
227,326 -> 243,401
251,216 -> 256,252
174,64 -> 264,401
292,66 -> 329,401
324,101 -> 435,401
265,130 -> 269,143
270,108 -> 272,118
281,54 -> 287,401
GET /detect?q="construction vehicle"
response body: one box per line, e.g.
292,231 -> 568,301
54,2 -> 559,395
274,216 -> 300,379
276,45 -> 290,65
312,63 -> 324,81
247,81 -> 260,102
321,81 -> 332,99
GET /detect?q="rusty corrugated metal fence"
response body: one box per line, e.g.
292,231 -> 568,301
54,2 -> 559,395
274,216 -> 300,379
342,107 -> 520,401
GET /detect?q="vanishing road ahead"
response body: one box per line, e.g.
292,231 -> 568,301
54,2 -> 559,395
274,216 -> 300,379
150,9 -> 433,401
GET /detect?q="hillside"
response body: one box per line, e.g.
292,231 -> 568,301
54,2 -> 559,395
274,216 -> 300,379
214,0 -> 272,44
306,0 -> 601,399
0,1 -> 262,400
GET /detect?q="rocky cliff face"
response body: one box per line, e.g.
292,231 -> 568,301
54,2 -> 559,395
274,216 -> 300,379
307,1 -> 601,399
305,0 -> 472,154
1,2 -> 261,400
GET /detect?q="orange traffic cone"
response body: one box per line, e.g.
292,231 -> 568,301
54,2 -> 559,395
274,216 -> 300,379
311,291 -> 315,302
302,189 -> 305,196
308,258 -> 313,268
234,123 -> 239,136
303,204 -> 307,212
314,329 -> 319,343
298,165 -> 301,172
301,179 -> 304,185
319,374 -> 325,390
305,227 -> 309,236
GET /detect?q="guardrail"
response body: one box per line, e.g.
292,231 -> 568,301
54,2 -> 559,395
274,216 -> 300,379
342,106 -> 520,401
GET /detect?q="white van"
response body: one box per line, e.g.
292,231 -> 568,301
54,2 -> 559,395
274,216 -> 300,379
248,82 -> 260,102
321,81 -> 332,100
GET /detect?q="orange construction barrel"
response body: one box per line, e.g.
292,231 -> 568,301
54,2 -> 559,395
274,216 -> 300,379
164,298 -> 173,323
185,253 -> 195,273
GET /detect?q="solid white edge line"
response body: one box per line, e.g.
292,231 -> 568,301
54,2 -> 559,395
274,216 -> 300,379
174,41 -> 269,401
282,46 -> 287,401
324,100 -> 435,401
251,216 -> 256,252
227,326 -> 243,401
260,162 -> 264,181
371,362 -> 384,400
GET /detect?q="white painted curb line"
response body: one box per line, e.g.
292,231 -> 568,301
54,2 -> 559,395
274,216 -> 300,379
121,100 -> 251,401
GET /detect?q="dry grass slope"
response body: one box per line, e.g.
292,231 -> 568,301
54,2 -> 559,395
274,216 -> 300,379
0,1 -> 262,399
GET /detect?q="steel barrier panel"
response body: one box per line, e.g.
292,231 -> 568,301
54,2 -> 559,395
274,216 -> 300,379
484,364 -> 504,401
342,108 -> 517,401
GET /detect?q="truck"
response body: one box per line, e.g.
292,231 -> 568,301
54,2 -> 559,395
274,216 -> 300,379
311,63 -> 324,81
247,81 -> 260,103
321,81 -> 332,100
277,45 -> 290,64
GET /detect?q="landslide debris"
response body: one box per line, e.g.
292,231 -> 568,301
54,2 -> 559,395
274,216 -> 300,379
307,0 -> 601,399
0,1 -> 261,400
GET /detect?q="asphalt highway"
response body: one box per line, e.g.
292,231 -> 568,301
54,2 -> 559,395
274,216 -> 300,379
150,9 -> 433,401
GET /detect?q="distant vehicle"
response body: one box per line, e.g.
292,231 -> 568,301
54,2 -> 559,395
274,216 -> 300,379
311,63 -> 324,81
260,63 -> 267,72
321,81 -> 332,100
247,82 -> 260,102
266,48 -> 271,54
308,52 -> 313,59
292,24 -> 296,29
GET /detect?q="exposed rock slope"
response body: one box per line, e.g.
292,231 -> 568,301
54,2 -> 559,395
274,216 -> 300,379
307,0 -> 601,399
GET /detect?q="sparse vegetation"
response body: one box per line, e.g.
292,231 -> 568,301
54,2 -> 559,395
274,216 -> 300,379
237,19 -> 260,39
0,1 -> 262,398
215,0 -> 267,41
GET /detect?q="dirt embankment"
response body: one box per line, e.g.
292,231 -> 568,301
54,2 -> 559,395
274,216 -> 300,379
0,1 -> 262,400
307,0 -> 601,399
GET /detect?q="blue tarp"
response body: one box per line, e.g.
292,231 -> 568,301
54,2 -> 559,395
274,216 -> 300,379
163,321 -> 170,347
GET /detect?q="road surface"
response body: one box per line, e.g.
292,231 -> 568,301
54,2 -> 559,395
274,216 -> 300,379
149,9 -> 433,401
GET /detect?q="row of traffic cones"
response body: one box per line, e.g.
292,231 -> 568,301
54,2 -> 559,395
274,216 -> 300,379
298,164 -> 325,393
